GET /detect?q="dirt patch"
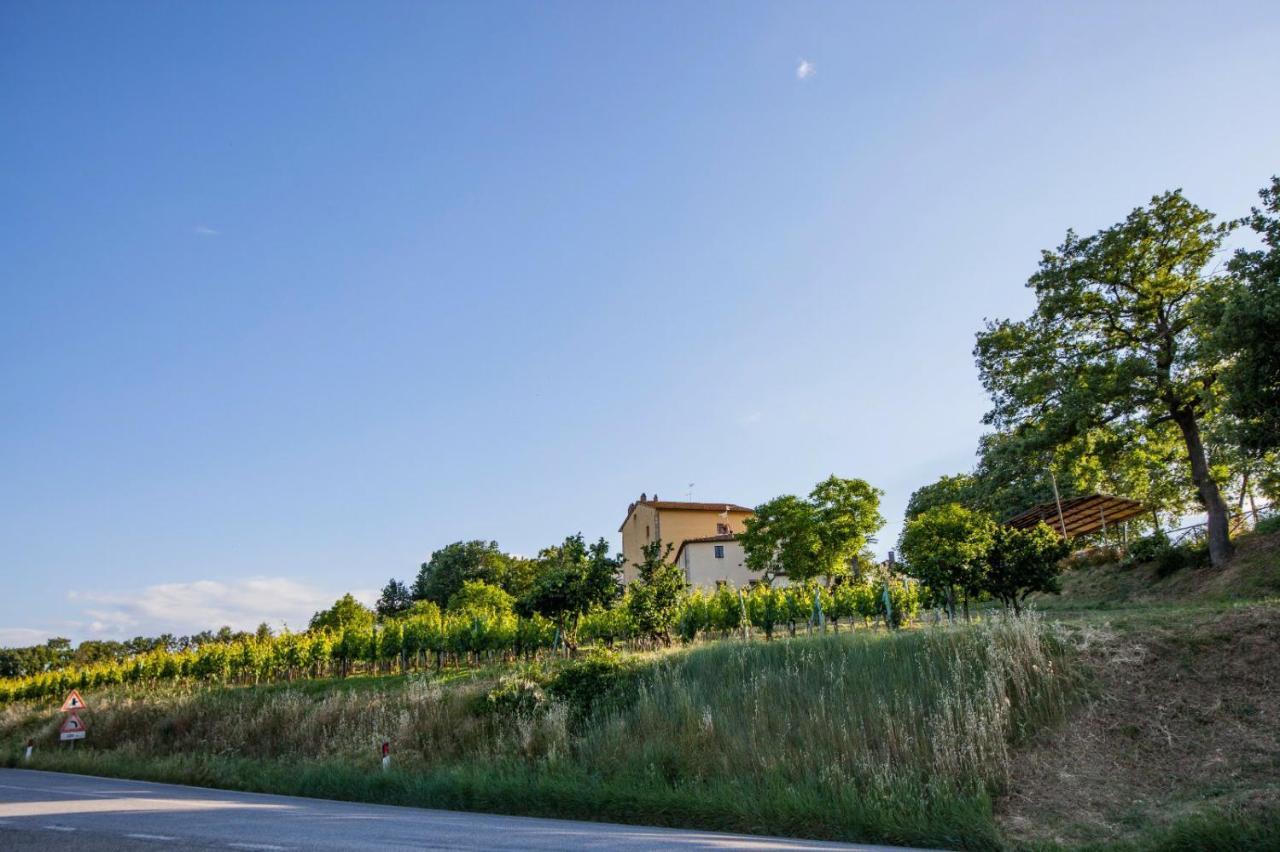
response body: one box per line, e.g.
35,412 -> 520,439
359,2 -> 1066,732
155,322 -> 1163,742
997,605 -> 1280,848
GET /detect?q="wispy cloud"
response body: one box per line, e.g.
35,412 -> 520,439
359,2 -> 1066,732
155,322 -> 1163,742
740,411 -> 763,425
796,58 -> 815,80
67,577 -> 374,638
192,225 -> 220,237
0,627 -> 62,647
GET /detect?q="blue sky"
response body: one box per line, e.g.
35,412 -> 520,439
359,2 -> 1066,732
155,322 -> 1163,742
3,1 -> 1278,643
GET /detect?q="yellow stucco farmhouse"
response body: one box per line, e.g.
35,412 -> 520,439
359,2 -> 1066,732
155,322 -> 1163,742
618,494 -> 757,588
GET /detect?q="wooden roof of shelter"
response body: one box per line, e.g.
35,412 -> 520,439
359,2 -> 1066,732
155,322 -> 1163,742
1004,493 -> 1146,537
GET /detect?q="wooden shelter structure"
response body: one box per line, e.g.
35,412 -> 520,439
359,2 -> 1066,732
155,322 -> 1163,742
1004,493 -> 1146,538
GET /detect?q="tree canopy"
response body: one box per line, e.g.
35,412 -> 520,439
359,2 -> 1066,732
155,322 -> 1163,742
412,540 -> 515,606
898,503 -> 996,620
984,523 -> 1070,614
740,476 -> 884,583
1220,177 -> 1280,465
975,190 -> 1237,565
626,540 -> 688,645
309,593 -> 374,633
375,578 -> 413,617
522,534 -> 620,652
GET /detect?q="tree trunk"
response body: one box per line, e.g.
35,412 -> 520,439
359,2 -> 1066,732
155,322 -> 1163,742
1172,407 -> 1234,566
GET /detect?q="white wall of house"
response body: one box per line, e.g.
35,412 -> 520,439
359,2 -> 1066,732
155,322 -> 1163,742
678,539 -> 761,588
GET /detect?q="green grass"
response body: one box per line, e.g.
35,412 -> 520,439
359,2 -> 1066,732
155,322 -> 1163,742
2,618 -> 1076,851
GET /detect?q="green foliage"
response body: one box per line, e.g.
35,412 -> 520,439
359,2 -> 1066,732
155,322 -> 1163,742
739,494 -> 816,581
578,604 -> 631,647
446,581 -> 515,618
1153,539 -> 1211,578
523,534 -> 621,651
0,637 -> 73,678
625,540 -> 687,645
309,593 -> 375,633
1220,176 -> 1280,457
899,504 -> 997,617
481,674 -> 549,720
745,584 -> 784,639
547,649 -> 639,725
676,588 -> 711,643
2,617 -> 1081,849
974,189 -> 1237,565
984,523 -> 1070,613
904,474 -> 979,522
708,583 -> 743,635
1254,514 -> 1280,536
375,578 -> 413,618
741,476 -> 885,582
412,540 -> 516,606
1123,532 -> 1171,567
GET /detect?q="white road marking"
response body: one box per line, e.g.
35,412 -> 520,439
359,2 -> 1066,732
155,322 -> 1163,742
43,824 -> 76,831
228,844 -> 288,851
128,833 -> 180,841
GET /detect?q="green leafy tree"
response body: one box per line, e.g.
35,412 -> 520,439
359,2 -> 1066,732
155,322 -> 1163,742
904,474 -> 979,522
447,580 -> 515,617
975,190 -> 1237,565
741,476 -> 884,582
375,578 -> 413,618
523,534 -> 621,653
984,523 -> 1070,614
1219,177 -> 1280,466
739,494 -> 816,581
899,504 -> 996,621
308,593 -> 375,633
808,476 -> 886,580
626,540 -> 687,645
972,423 -> 1193,532
412,540 -> 512,606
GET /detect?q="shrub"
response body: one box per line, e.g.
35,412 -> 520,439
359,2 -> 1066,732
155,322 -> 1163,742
1153,539 -> 1210,578
480,674 -> 549,720
1124,533 -> 1169,567
1254,513 -> 1280,536
547,649 -> 639,725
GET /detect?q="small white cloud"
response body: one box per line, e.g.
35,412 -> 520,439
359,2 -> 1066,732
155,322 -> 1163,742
192,225 -> 220,237
740,411 -> 763,425
796,58 -> 815,80
70,577 -> 359,638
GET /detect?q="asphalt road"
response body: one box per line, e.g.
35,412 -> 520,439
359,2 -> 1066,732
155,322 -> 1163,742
0,769 -> 932,851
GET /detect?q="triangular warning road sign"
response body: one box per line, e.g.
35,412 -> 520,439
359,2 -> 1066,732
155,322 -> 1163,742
59,689 -> 88,712
59,712 -> 86,734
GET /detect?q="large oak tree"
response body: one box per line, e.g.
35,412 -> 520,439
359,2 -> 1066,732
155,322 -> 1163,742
975,190 -> 1236,565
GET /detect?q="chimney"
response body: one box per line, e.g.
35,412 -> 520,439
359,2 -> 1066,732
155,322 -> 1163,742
640,492 -> 647,502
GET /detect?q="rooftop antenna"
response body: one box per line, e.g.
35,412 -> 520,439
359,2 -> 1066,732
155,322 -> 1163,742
686,482 -> 695,501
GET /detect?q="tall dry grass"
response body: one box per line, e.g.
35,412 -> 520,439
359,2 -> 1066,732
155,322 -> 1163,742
3,616 -> 1077,850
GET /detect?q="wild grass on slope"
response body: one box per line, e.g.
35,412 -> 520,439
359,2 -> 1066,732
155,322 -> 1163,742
3,617 -> 1076,850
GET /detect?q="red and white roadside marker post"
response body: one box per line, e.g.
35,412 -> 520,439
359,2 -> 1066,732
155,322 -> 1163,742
25,738 -> 34,762
381,740 -> 390,772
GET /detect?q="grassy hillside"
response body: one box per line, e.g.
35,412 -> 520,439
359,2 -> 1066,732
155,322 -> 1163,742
1030,528 -> 1280,612
997,528 -> 1280,850
4,532 -> 1278,850
3,618 -> 1073,851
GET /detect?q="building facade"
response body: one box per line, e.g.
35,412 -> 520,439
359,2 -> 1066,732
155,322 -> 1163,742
618,495 -> 754,585
672,534 -> 757,588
